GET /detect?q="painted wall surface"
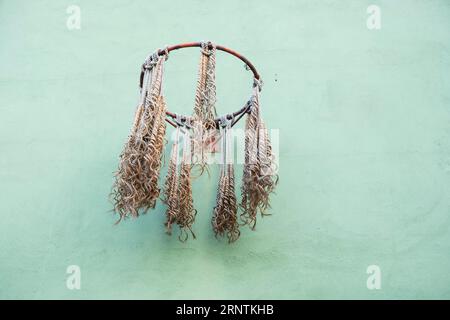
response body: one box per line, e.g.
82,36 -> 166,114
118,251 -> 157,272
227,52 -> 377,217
0,0 -> 449,299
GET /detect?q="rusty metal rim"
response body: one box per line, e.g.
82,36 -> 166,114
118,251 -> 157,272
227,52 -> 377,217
139,42 -> 260,128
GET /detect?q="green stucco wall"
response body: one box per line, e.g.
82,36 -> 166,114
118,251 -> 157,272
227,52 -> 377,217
0,0 -> 449,299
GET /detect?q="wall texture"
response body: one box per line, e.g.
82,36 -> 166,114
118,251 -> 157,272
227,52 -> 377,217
0,0 -> 449,299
